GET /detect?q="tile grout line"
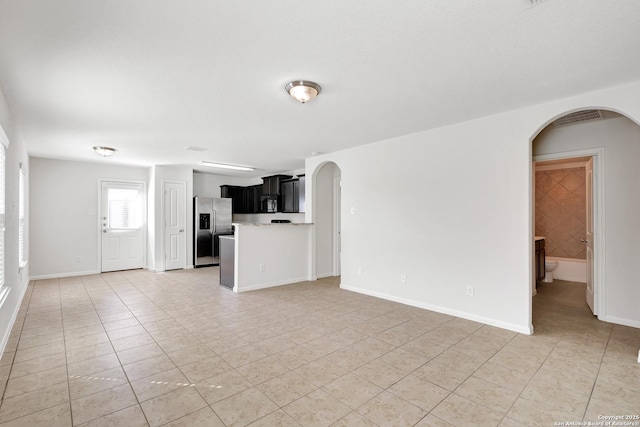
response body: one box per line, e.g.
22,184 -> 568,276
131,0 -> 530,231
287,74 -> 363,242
0,280 -> 33,408
61,276 -> 77,427
99,274 -> 153,427
581,323 -> 615,422
104,273 -> 237,426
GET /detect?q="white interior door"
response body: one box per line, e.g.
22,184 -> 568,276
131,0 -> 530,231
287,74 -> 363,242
585,157 -> 595,314
164,181 -> 186,271
101,181 -> 145,272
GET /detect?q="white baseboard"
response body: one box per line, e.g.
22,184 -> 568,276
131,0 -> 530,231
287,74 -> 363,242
340,283 -> 533,335
601,315 -> 640,329
236,276 -> 309,293
0,284 -> 28,358
30,269 -> 100,281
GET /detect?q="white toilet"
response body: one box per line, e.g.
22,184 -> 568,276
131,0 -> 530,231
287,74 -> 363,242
543,259 -> 558,283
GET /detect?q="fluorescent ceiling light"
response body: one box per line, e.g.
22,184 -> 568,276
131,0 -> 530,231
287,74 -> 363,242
200,161 -> 255,172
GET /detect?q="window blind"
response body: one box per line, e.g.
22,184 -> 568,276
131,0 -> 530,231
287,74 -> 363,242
108,188 -> 140,229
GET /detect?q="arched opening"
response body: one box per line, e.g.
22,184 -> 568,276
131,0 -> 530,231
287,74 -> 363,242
312,161 -> 342,280
529,108 -> 640,333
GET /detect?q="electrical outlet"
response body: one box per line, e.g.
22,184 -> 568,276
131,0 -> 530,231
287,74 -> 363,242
357,267 -> 362,276
466,285 -> 474,296
401,274 -> 407,284
259,264 -> 266,272
350,207 -> 355,215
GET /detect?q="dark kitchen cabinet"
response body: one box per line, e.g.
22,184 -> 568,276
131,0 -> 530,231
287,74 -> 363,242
221,184 -> 265,214
244,184 -> 263,214
281,176 -> 305,213
222,175 -> 296,214
281,179 -> 297,213
535,238 -> 545,282
262,175 -> 292,196
220,185 -> 246,214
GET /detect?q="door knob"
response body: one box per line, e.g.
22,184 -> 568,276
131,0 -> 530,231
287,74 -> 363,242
179,229 -> 184,232
103,230 -> 107,233
580,239 -> 589,243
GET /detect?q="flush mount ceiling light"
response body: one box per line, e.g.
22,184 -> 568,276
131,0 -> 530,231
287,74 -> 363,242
93,146 -> 116,157
285,80 -> 321,103
200,161 -> 255,172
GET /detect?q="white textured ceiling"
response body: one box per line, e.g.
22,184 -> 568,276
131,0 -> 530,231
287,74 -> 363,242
0,0 -> 639,177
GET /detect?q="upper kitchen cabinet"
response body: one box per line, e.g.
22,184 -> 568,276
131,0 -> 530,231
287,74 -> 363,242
245,184 -> 263,214
220,185 -> 246,214
221,184 -> 265,214
262,175 -> 292,196
281,175 -> 305,213
281,179 -> 297,213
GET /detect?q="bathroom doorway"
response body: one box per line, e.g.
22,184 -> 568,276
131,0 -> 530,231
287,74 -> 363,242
532,154 -> 597,315
532,109 -> 640,332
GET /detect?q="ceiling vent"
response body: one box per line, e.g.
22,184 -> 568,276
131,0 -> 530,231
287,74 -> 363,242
186,146 -> 207,152
553,110 -> 604,127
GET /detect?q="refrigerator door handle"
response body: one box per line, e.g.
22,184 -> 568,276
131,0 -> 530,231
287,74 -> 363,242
212,210 -> 216,234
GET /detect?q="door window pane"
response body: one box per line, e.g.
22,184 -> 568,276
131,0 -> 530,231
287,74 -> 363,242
108,188 -> 140,229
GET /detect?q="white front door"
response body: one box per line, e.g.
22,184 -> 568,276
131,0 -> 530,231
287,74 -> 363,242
585,157 -> 595,314
101,181 -> 145,272
164,181 -> 186,271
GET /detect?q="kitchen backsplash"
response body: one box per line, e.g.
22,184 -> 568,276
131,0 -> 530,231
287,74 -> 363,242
535,167 -> 586,260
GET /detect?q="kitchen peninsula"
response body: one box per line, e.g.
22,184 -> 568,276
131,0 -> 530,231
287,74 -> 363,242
221,222 -> 314,292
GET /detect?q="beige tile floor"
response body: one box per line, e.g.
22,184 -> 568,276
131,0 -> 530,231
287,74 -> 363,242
0,270 -> 638,426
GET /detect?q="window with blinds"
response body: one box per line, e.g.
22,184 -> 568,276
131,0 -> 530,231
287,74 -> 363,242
108,188 -> 141,229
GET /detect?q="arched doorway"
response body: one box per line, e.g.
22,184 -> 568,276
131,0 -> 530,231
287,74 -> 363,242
530,108 -> 640,331
312,162 -> 342,279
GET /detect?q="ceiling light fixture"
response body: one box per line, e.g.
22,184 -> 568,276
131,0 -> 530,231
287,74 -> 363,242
200,161 -> 255,172
93,146 -> 116,157
285,80 -> 321,103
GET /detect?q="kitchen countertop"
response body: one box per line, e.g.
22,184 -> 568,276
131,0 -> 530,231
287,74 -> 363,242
535,236 -> 545,241
219,235 -> 235,240
232,222 -> 313,226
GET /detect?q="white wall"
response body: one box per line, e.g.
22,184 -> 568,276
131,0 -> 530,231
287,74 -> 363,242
29,158 -> 149,278
193,172 -> 253,198
0,85 -> 30,356
534,116 -> 640,327
235,224 -> 312,291
147,166 -> 156,271
306,80 -> 640,334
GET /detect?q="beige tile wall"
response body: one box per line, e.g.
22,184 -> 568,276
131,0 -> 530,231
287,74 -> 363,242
535,167 -> 586,259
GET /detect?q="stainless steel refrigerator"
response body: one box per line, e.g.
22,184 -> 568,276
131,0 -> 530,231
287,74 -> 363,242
193,197 -> 233,267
